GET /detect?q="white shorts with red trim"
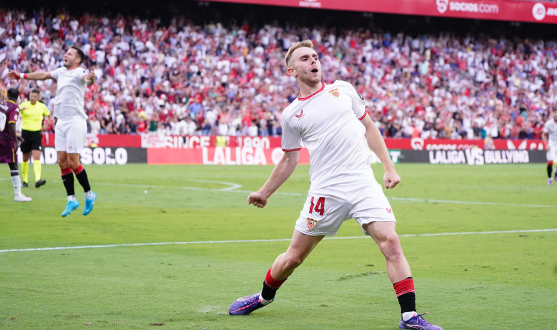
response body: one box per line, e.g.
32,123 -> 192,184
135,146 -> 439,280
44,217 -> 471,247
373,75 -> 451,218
55,117 -> 87,154
294,179 -> 395,237
546,144 -> 557,163
547,145 -> 557,162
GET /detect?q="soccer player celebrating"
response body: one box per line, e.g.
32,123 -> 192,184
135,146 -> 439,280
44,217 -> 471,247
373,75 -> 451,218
7,46 -> 97,216
228,41 -> 443,330
542,108 -> 557,185
19,89 -> 51,188
0,88 -> 32,202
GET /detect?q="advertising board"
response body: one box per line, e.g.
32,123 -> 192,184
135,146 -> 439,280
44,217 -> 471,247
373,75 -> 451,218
206,0 -> 557,24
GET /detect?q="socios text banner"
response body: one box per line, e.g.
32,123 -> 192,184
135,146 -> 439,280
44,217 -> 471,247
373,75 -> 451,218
206,0 -> 557,24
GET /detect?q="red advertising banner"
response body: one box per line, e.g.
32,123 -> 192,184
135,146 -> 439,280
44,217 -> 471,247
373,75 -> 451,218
42,133 -> 142,148
40,134 -> 543,152
140,136 -> 486,150
140,135 -> 280,149
491,139 -> 546,150
206,0 -> 557,24
147,147 -> 311,165
386,138 -> 483,150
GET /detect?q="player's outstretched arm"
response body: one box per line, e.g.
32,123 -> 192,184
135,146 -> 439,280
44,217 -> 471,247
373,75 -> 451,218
6,71 -> 52,81
360,115 -> 401,189
247,150 -> 300,208
542,132 -> 551,151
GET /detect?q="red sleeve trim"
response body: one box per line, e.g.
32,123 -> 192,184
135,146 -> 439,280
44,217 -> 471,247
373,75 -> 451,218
282,148 -> 301,152
298,83 -> 326,101
358,113 -> 368,121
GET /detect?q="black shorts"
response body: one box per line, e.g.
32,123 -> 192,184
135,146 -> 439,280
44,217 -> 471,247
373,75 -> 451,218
21,130 -> 43,153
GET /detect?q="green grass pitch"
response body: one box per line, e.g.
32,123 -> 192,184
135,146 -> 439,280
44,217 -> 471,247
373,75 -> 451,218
1,164 -> 556,329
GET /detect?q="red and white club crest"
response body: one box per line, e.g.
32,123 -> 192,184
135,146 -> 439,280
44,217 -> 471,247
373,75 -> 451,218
306,217 -> 317,230
329,89 -> 340,98
436,0 -> 448,13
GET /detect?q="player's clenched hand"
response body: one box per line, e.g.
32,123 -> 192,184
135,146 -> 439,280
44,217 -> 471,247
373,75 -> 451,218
247,191 -> 269,208
6,71 -> 21,80
86,72 -> 96,83
384,169 -> 401,189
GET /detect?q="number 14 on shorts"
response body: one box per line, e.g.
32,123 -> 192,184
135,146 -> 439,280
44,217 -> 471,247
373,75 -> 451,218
309,197 -> 325,216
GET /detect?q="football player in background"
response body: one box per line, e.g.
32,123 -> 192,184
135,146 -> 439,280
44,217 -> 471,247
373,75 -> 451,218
7,46 -> 97,216
542,108 -> 557,185
0,88 -> 32,202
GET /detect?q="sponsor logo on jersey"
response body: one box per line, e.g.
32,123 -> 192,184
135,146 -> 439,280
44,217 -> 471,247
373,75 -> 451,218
295,109 -> 305,119
306,217 -> 317,230
329,89 -> 340,98
386,208 -> 392,213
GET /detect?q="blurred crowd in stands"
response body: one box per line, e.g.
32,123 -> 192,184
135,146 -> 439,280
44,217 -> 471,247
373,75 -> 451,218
1,8 -> 556,139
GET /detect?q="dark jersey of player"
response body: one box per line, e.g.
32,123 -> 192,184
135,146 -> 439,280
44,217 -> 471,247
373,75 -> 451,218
0,100 -> 20,141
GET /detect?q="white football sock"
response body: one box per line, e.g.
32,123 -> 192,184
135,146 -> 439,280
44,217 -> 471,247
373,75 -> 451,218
67,195 -> 76,202
11,171 -> 21,195
259,292 -> 272,305
402,312 -> 417,321
85,190 -> 93,199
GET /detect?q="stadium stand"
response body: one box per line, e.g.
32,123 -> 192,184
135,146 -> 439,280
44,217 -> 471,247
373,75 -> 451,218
0,6 -> 555,139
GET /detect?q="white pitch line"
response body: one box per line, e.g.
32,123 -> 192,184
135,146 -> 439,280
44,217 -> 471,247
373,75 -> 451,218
51,180 -> 557,207
188,179 -> 242,191
3,178 -> 555,206
1,229 -> 555,253
76,180 -> 302,196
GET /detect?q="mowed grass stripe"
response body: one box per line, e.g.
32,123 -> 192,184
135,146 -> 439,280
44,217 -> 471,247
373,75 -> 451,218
2,228 -> 556,253
5,176 -> 555,207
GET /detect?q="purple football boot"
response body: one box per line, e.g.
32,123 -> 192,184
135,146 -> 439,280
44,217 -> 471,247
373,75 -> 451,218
399,312 -> 443,330
229,293 -> 270,315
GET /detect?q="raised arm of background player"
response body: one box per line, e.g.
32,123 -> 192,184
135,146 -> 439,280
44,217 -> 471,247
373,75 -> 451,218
6,70 -> 96,86
247,150 -> 300,208
360,114 -> 401,190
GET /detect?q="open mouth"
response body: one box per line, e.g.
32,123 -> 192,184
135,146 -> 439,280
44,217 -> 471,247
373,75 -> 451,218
311,68 -> 318,73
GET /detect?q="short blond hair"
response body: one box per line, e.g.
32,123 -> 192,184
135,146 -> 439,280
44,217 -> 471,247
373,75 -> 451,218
284,40 -> 314,66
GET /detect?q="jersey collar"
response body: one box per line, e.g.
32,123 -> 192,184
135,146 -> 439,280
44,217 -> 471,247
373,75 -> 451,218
298,83 -> 326,101
7,100 -> 16,104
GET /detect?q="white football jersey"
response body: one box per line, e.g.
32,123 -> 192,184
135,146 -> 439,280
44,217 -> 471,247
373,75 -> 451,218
543,118 -> 557,146
281,80 -> 373,190
50,67 -> 88,120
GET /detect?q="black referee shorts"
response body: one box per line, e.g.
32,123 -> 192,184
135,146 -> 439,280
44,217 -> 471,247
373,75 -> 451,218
21,130 -> 43,154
